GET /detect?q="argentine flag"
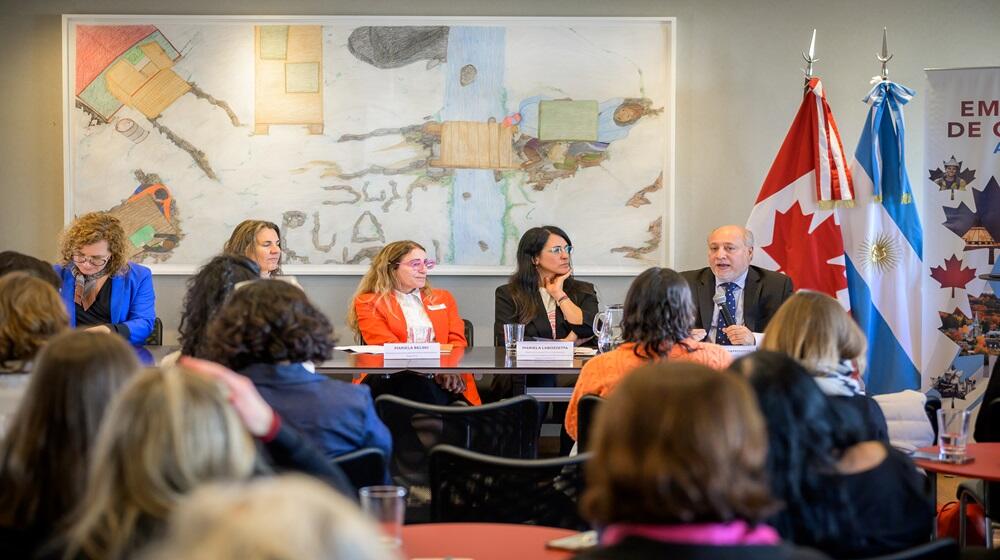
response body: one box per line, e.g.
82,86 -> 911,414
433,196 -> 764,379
841,81 -> 923,394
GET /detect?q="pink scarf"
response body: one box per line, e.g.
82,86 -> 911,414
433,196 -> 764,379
602,521 -> 780,547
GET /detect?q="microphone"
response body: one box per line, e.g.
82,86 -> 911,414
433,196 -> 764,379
713,293 -> 736,327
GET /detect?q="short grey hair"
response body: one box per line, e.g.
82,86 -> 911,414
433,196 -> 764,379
708,225 -> 754,248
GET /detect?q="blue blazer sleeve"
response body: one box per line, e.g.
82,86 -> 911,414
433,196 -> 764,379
113,264 -> 156,345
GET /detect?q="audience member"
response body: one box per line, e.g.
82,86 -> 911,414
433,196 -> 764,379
0,273 -> 68,374
203,280 -> 392,464
165,253 -> 261,365
565,267 -> 731,441
139,475 -> 397,560
0,250 -> 60,287
735,351 -> 934,558
0,331 -> 140,558
761,290 -> 891,443
54,212 -> 156,344
682,225 -> 793,346
348,240 -> 479,405
223,220 -> 284,279
574,361 -> 827,559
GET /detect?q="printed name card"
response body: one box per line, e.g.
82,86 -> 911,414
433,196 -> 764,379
722,345 -> 756,358
516,341 -> 574,360
384,343 -> 441,359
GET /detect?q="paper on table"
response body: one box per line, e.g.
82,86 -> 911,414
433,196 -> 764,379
334,345 -> 385,354
574,347 -> 598,356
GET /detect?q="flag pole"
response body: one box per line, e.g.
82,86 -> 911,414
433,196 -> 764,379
802,28 -> 818,91
877,27 -> 892,82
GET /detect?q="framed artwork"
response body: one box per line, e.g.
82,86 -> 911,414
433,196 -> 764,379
63,15 -> 675,274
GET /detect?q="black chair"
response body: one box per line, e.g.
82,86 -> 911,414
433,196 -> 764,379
330,447 -> 387,491
858,538 -> 958,560
374,394 -> 539,489
576,394 -> 605,453
462,319 -> 474,347
429,444 -> 591,531
144,317 -> 163,346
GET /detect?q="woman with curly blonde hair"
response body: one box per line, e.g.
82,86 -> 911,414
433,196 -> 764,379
55,212 -> 156,345
348,240 -> 479,405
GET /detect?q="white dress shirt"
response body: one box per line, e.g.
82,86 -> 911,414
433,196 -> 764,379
707,269 -> 750,344
394,289 -> 435,340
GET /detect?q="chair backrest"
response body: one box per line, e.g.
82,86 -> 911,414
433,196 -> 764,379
576,394 -> 605,453
330,447 -> 387,491
429,444 -> 591,531
144,317 -> 163,346
857,538 -> 957,560
374,394 -> 539,489
463,319 -> 474,347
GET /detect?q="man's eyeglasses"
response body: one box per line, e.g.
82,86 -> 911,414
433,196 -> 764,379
396,259 -> 437,270
544,245 -> 573,255
72,254 -> 110,267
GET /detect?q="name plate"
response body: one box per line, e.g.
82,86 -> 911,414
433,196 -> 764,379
516,341 -> 574,360
384,343 -> 440,359
722,345 -> 756,358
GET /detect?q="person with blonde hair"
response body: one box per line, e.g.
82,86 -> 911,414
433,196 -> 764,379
761,290 -> 890,443
140,475 -> 398,560
223,219 -> 284,278
55,212 -> 156,345
348,240 -> 479,405
575,361 -> 825,559
50,360 -> 353,560
0,272 -> 68,373
0,331 -> 140,558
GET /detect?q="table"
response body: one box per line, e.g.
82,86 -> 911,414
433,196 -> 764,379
914,443 -> 1000,538
142,346 -> 590,401
402,522 -> 577,559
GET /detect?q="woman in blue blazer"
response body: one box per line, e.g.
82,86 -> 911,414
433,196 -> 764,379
54,212 -> 155,345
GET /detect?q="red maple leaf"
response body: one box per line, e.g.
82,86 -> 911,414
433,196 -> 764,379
930,254 -> 977,298
761,201 -> 847,296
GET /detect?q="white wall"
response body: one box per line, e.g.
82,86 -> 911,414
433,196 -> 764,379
2,0 -> 998,343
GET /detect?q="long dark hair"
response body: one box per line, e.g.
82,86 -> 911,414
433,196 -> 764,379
733,350 -> 864,545
507,225 -> 589,324
0,331 -> 140,533
178,254 -> 261,357
621,267 -> 695,359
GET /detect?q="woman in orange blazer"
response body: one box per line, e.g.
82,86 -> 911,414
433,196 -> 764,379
348,241 -> 480,405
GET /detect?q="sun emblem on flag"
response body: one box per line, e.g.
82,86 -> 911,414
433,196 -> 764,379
859,232 -> 900,273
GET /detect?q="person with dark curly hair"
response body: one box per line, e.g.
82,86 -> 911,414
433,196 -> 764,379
734,351 -> 933,559
160,254 -> 262,366
202,280 -> 392,464
565,267 -> 731,441
575,361 -> 826,560
54,212 -> 156,345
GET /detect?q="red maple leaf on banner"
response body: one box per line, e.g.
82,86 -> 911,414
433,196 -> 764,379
930,254 -> 977,298
762,201 -> 847,296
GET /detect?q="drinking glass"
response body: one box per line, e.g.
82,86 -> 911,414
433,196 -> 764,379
503,323 -> 525,351
359,485 -> 407,549
937,408 -> 971,461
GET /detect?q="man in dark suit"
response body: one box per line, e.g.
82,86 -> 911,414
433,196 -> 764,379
681,225 -> 793,345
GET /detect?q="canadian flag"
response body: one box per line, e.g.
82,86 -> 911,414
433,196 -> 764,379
746,77 -> 853,305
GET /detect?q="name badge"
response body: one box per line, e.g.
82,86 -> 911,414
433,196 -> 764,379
722,345 -> 756,358
427,303 -> 447,311
516,341 -> 574,360
384,343 -> 441,359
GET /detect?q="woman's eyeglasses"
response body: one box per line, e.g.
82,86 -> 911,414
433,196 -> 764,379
72,254 -> 110,267
544,245 -> 573,255
396,259 -> 437,270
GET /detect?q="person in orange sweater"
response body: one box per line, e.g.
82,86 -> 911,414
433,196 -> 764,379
347,241 -> 480,405
566,267 -> 731,440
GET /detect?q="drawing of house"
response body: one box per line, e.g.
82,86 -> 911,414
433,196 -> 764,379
254,25 -> 324,135
76,25 -> 187,122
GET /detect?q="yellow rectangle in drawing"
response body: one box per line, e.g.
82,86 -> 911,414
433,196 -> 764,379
433,121 -> 517,170
254,25 -> 323,134
131,69 -> 190,119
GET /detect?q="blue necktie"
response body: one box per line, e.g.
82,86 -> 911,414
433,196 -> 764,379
715,282 -> 739,346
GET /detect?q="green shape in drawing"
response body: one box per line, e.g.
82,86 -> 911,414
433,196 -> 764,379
538,100 -> 599,141
123,45 -> 146,65
129,225 -> 156,248
285,62 -> 319,93
260,26 -> 289,60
